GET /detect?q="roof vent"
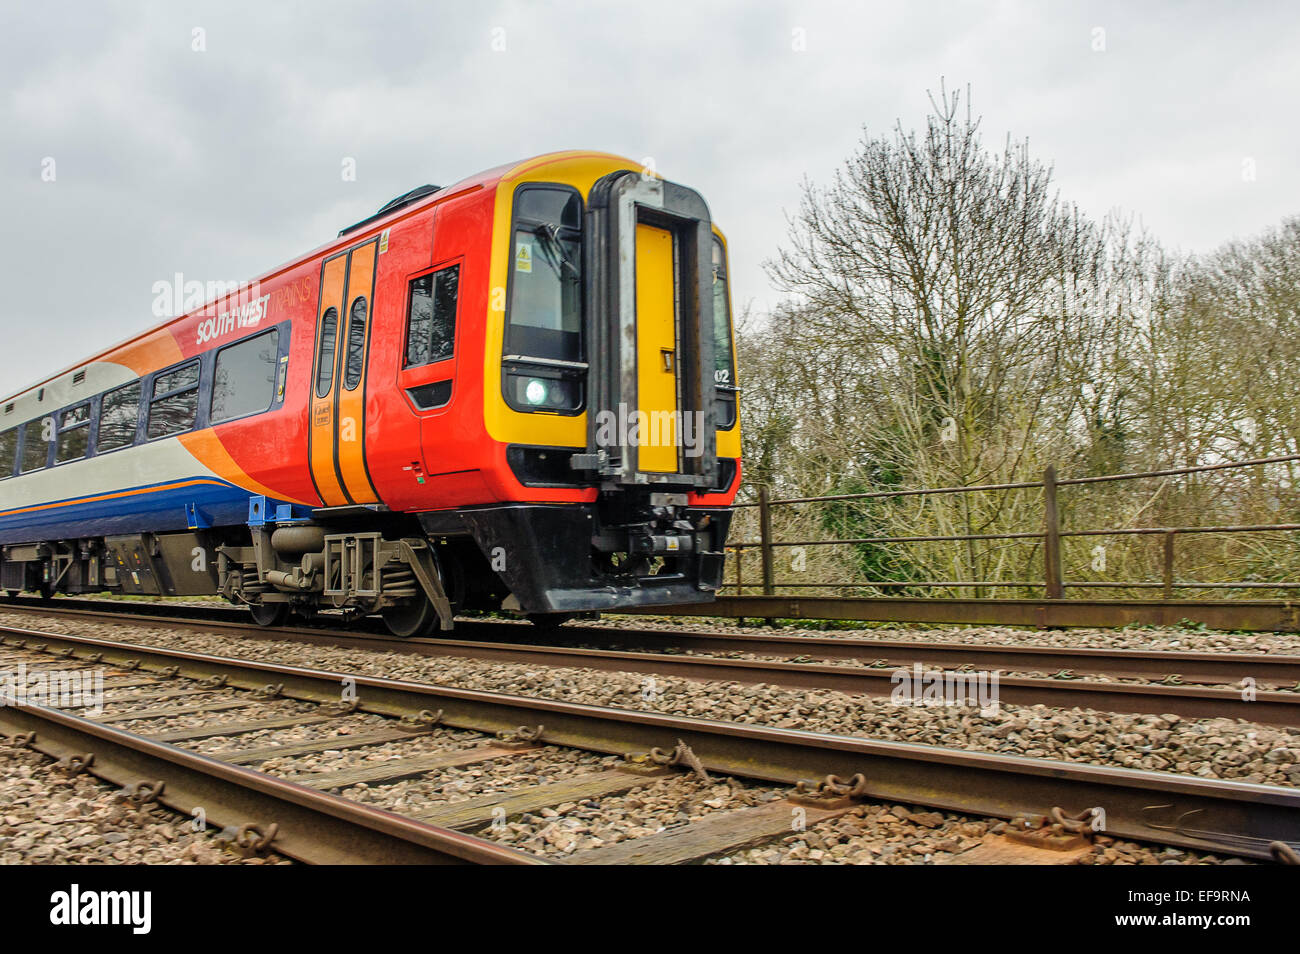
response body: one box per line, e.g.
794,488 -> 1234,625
3,403 -> 12,415
338,184 -> 440,237
72,370 -> 86,385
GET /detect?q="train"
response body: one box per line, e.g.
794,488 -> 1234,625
0,151 -> 742,635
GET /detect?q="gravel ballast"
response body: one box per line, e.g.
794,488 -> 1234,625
2,611 -> 1295,788
0,740 -> 290,864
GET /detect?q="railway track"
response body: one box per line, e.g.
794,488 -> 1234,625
1,621 -> 1299,863
5,598 -> 1300,727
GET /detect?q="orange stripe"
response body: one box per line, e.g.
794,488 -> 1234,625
310,256 -> 348,506
114,331 -> 186,378
178,430 -> 311,506
337,242 -> 378,504
0,479 -> 227,519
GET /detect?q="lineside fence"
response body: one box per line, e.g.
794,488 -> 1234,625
634,453 -> 1300,631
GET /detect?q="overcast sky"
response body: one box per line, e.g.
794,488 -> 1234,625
2,0 -> 1297,392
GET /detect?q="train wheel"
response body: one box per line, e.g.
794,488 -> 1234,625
382,596 -> 436,638
249,602 -> 290,627
37,583 -> 54,602
4,590 -> 17,601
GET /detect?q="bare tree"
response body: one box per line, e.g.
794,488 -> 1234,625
758,85 -> 1151,585
729,85 -> 1300,598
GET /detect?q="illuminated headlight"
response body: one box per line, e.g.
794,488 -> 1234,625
509,371 -> 581,411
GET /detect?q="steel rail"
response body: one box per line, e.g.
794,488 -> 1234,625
4,601 -> 1298,724
1,623 -> 1297,860
630,594 -> 1300,632
7,596 -> 1298,680
570,627 -> 1300,685
9,587 -> 1300,634
0,696 -> 544,865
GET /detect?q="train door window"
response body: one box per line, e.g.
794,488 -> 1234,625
147,361 -> 200,440
0,428 -> 15,478
711,238 -> 737,429
344,297 -> 367,390
97,381 -> 141,452
405,265 -> 459,368
212,329 -> 280,424
315,306 -> 338,397
19,420 -> 50,473
56,402 -> 91,463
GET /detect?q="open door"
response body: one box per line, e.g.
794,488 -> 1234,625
580,170 -> 719,489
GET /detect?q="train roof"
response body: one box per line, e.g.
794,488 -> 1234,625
2,150 -> 639,407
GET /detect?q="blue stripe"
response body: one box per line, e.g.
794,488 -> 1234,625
0,478 -> 259,544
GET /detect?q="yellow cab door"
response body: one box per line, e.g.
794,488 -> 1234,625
635,223 -> 680,473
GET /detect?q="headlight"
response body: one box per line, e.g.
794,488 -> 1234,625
508,371 -> 582,412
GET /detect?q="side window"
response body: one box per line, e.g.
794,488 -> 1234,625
212,329 -> 279,424
405,265 -> 459,368
56,402 -> 91,463
20,419 -> 50,473
98,381 -> 141,452
147,361 -> 200,440
711,237 -> 738,429
315,306 -> 338,397
0,428 -> 15,478
344,296 -> 367,390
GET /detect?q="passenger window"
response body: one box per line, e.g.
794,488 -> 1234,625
0,428 -> 15,478
344,296 -> 367,390
57,402 -> 91,463
20,420 -> 50,473
97,381 -> 141,452
405,265 -> 459,368
315,307 -> 338,397
212,329 -> 279,424
147,361 -> 200,440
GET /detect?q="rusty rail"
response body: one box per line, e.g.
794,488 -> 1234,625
0,697 -> 543,865
4,601 -> 1296,724
634,595 -> 1300,632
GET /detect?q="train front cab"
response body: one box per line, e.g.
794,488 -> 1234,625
449,157 -> 741,615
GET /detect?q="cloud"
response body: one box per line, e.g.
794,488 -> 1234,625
1,0 -> 1297,390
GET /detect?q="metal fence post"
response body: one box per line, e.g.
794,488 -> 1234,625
1043,465 -> 1065,599
1163,532 -> 1175,598
758,485 -> 776,626
758,485 -> 775,597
